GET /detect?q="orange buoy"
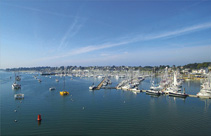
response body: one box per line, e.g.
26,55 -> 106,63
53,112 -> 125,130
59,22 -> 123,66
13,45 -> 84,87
37,114 -> 42,121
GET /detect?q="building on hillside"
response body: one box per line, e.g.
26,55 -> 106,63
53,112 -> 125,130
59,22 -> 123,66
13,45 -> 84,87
182,68 -> 191,74
208,65 -> 211,72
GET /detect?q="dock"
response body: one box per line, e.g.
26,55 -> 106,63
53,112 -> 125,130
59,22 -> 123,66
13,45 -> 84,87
101,87 -> 117,89
140,90 -> 209,99
95,78 -> 107,90
95,80 -> 211,99
188,94 -> 198,98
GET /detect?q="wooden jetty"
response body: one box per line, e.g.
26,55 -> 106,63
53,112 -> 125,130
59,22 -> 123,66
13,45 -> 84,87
188,94 -> 198,98
97,82 -> 211,99
142,90 -> 147,92
95,78 -> 107,90
142,90 -> 203,98
101,87 -> 117,89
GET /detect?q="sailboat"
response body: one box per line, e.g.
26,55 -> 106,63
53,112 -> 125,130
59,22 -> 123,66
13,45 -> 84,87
146,78 -> 163,96
197,72 -> 211,98
60,75 -> 69,96
164,71 -> 182,93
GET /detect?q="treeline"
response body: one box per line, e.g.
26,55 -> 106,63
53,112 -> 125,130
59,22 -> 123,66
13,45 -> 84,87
182,62 -> 211,70
5,62 -> 211,72
6,66 -> 55,71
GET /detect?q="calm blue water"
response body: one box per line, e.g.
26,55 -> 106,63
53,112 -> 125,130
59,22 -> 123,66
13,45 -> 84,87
1,71 -> 211,135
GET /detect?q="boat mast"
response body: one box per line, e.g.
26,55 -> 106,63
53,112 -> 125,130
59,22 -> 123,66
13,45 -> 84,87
63,67 -> 66,91
14,72 -> 16,83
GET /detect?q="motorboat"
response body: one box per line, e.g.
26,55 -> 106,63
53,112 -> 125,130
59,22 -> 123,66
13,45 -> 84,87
49,87 -> 56,91
102,82 -> 108,86
89,84 -> 96,90
14,94 -> 24,99
12,82 -> 21,89
130,87 -> 141,93
196,72 -> 211,99
146,89 -> 161,96
197,90 -> 211,98
147,80 -> 163,95
121,84 -> 134,90
169,91 -> 188,98
150,80 -> 163,91
197,82 -> 211,98
150,85 -> 163,91
164,86 -> 181,93
15,75 -> 21,81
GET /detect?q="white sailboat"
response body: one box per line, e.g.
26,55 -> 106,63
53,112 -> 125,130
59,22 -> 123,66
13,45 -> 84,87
164,71 -> 182,93
147,79 -> 163,95
197,72 -> 211,98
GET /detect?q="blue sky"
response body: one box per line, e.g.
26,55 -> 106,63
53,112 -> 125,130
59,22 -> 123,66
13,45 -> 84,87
0,0 -> 211,68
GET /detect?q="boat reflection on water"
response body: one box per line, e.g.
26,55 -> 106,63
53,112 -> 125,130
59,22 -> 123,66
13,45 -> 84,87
38,120 -> 41,126
150,95 -> 161,98
199,98 -> 211,111
168,95 -> 186,103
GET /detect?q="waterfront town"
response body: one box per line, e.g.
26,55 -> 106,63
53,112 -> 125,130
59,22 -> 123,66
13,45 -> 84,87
5,62 -> 211,80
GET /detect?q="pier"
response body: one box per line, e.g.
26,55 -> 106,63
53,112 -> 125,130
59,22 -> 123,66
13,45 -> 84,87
188,94 -> 198,98
95,78 -> 107,90
95,79 -> 211,99
101,87 -> 117,89
134,90 -> 211,99
92,78 -> 118,90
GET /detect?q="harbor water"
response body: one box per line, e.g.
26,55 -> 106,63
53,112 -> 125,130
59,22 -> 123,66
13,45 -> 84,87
1,71 -> 211,135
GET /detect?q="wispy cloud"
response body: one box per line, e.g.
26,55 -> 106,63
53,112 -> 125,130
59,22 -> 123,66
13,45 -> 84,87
142,22 -> 211,40
38,22 -> 211,61
57,16 -> 82,50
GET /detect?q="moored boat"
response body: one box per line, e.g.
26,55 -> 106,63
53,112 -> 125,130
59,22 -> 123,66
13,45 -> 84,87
89,83 -> 96,90
12,82 -> 21,89
14,94 -> 24,99
60,75 -> 69,96
49,87 -> 56,91
146,90 -> 161,96
196,72 -> 211,99
168,92 -> 188,98
60,91 -> 69,95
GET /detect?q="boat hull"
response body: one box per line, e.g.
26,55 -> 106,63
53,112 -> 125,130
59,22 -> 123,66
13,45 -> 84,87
146,90 -> 160,96
169,92 -> 188,98
14,94 -> 24,99
60,91 -> 69,96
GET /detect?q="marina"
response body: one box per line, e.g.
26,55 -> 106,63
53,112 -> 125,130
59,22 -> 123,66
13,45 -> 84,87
1,70 -> 211,135
1,1 -> 211,135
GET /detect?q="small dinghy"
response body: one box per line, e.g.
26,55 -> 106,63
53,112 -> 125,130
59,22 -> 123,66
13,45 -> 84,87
49,87 -> 56,91
14,94 -> 24,99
